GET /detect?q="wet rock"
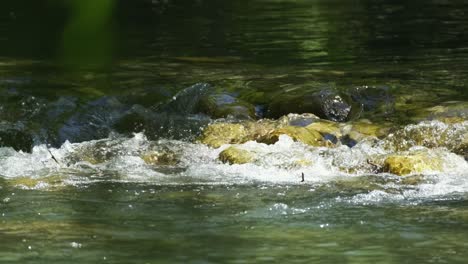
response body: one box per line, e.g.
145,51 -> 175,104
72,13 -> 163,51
7,175 -> 64,190
278,113 -> 320,127
58,97 -> 125,144
259,126 -> 325,146
156,83 -> 212,115
219,146 -> 254,164
0,122 -> 33,152
197,92 -> 256,120
339,120 -> 391,146
141,150 -> 179,166
414,101 -> 468,122
199,123 -> 249,148
266,88 -> 357,122
349,85 -> 394,117
383,152 -> 442,176
383,120 -> 467,156
306,119 -> 342,141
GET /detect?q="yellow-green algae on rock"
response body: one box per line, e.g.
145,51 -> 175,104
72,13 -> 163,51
6,175 -> 66,190
260,126 -> 325,146
218,146 -> 254,164
383,152 -> 443,176
141,151 -> 179,166
305,120 -> 342,138
199,123 -> 248,148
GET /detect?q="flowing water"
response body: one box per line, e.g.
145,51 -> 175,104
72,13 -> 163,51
1,0 -> 468,263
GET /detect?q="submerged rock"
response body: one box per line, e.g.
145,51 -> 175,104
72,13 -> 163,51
7,175 -> 65,190
141,150 -> 179,166
0,122 -> 33,152
349,85 -> 394,117
219,146 -> 254,164
383,153 -> 442,176
197,92 -> 256,120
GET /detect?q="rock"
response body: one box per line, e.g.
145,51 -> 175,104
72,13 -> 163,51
259,126 -> 325,146
141,150 -> 179,166
349,85 -> 394,117
306,120 -> 342,138
383,120 -> 467,156
199,123 -> 249,148
383,153 -> 443,176
7,175 -> 65,190
416,101 -> 468,122
156,83 -> 212,115
0,122 -> 33,152
219,146 -> 253,164
266,88 -> 357,122
454,132 -> 468,160
278,113 -> 320,127
197,92 -> 256,120
339,120 -> 391,146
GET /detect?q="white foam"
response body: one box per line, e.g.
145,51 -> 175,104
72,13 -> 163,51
0,125 -> 466,201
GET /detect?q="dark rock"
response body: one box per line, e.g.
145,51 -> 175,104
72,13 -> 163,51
0,122 -> 33,152
58,97 -> 126,143
197,92 -> 256,120
266,88 -> 357,122
156,83 -> 212,115
349,85 -> 394,117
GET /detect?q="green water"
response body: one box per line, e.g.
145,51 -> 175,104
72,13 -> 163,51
0,0 -> 468,263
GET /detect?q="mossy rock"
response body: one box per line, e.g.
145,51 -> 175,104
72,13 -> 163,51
199,123 -> 249,148
349,120 -> 390,138
259,126 -> 325,146
306,120 -> 342,138
141,151 -> 179,166
219,146 -> 254,164
383,121 -> 467,155
383,153 -> 443,176
7,175 -> 65,189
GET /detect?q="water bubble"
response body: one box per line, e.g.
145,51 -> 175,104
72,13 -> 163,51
70,242 -> 82,248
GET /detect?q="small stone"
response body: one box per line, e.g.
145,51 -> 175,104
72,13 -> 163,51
141,151 -> 178,166
219,147 -> 253,165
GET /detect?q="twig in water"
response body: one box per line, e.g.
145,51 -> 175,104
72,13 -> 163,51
47,148 -> 60,165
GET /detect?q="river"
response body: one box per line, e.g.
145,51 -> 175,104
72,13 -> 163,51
0,0 -> 467,263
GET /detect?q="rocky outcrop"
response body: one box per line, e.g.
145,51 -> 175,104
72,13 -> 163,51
198,114 -> 392,148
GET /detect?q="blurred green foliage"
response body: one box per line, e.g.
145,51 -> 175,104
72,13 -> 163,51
60,0 -> 115,68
